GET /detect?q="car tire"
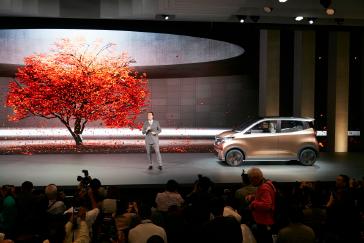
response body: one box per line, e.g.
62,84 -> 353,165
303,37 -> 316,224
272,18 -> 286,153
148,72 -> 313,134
299,148 -> 317,166
225,149 -> 244,166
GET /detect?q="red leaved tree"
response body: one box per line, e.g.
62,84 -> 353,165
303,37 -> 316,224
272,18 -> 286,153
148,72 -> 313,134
6,38 -> 149,145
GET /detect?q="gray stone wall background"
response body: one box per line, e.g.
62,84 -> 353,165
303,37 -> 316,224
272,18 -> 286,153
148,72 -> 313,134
0,75 -> 258,128
142,75 -> 258,128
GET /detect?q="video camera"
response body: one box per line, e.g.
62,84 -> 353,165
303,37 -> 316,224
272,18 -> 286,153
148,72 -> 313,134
77,169 -> 91,189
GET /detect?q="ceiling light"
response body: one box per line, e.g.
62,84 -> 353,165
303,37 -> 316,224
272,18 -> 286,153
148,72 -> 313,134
295,16 -> 304,21
279,0 -> 288,2
236,15 -> 246,23
163,15 -> 169,20
263,6 -> 273,13
326,8 -> 335,15
308,17 -> 317,25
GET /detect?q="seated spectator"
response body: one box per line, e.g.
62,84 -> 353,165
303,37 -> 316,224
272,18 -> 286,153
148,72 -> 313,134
155,180 -> 184,212
277,206 -> 315,243
201,196 -> 243,243
102,186 -> 120,215
0,185 -> 17,237
15,181 -> 48,241
128,203 -> 167,243
325,174 -> 361,243
45,184 -> 66,215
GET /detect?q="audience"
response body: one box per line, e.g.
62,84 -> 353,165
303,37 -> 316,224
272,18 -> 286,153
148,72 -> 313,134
155,180 -> 184,213
0,170 -> 364,243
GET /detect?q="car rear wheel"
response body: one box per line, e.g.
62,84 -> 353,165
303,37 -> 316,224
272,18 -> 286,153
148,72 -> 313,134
225,149 -> 244,166
299,148 -> 317,166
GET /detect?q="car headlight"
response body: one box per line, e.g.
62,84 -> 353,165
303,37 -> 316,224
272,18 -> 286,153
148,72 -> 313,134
222,137 -> 234,143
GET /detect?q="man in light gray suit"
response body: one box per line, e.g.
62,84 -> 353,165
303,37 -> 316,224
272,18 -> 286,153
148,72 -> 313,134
142,112 -> 163,170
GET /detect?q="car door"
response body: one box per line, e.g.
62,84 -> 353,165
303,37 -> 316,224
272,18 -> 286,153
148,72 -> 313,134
242,120 -> 278,159
277,119 -> 305,159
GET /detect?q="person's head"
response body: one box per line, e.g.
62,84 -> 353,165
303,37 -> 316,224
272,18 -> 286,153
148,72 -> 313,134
1,185 -> 15,198
147,112 -> 154,121
247,167 -> 264,186
21,181 -> 33,193
336,174 -> 350,189
165,180 -> 179,192
45,184 -> 58,200
197,174 -> 213,193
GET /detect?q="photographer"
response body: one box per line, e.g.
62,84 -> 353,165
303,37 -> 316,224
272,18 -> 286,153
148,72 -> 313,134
64,207 -> 90,243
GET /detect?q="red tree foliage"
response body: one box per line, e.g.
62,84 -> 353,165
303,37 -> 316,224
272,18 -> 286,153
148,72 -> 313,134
6,38 -> 149,145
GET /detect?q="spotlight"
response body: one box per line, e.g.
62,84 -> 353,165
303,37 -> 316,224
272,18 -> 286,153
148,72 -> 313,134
308,17 -> 317,25
250,16 -> 260,23
326,8 -> 335,15
295,16 -> 304,21
156,14 -> 175,21
236,15 -> 246,23
279,0 -> 288,2
263,6 -> 273,13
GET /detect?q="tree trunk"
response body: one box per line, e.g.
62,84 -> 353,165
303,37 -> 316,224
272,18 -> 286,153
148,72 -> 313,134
74,117 -> 83,146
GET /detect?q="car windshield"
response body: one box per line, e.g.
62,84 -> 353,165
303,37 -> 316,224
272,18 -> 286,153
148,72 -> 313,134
233,117 -> 259,132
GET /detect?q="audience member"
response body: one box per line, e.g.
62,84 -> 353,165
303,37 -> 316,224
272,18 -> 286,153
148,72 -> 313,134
246,168 -> 276,243
155,180 -> 184,212
277,206 -> 315,243
0,185 -> 16,237
45,184 -> 66,215
128,203 -> 167,243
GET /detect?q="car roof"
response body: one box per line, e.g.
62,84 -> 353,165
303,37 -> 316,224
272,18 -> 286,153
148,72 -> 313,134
258,116 -> 314,122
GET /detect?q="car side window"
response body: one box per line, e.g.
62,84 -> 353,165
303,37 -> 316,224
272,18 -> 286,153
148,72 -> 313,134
249,120 -> 277,134
280,120 -> 304,133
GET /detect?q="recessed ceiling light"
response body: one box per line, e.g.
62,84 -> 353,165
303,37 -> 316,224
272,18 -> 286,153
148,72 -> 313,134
236,15 -> 246,23
263,6 -> 273,13
279,0 -> 288,2
309,20 -> 314,24
326,8 -> 335,15
295,16 -> 304,21
164,15 -> 169,20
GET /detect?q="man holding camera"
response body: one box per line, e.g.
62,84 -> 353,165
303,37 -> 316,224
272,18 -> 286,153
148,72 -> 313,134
142,112 -> 163,170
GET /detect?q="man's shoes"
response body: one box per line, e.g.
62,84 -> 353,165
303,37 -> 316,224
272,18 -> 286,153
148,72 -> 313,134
158,165 -> 163,171
148,165 -> 153,170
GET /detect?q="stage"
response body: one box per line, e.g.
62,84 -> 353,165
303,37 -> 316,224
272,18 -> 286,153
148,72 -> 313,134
0,152 -> 363,186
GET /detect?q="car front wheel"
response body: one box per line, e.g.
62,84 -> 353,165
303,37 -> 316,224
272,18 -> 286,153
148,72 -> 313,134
225,149 -> 244,166
299,148 -> 317,166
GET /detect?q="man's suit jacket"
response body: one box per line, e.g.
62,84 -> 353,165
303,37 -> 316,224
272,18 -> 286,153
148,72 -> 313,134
142,120 -> 161,145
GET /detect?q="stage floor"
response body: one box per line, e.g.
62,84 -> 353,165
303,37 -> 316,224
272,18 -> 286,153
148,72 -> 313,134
0,152 -> 363,186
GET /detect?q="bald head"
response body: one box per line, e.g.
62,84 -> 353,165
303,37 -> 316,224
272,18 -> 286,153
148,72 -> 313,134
45,184 -> 58,200
247,167 -> 264,186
